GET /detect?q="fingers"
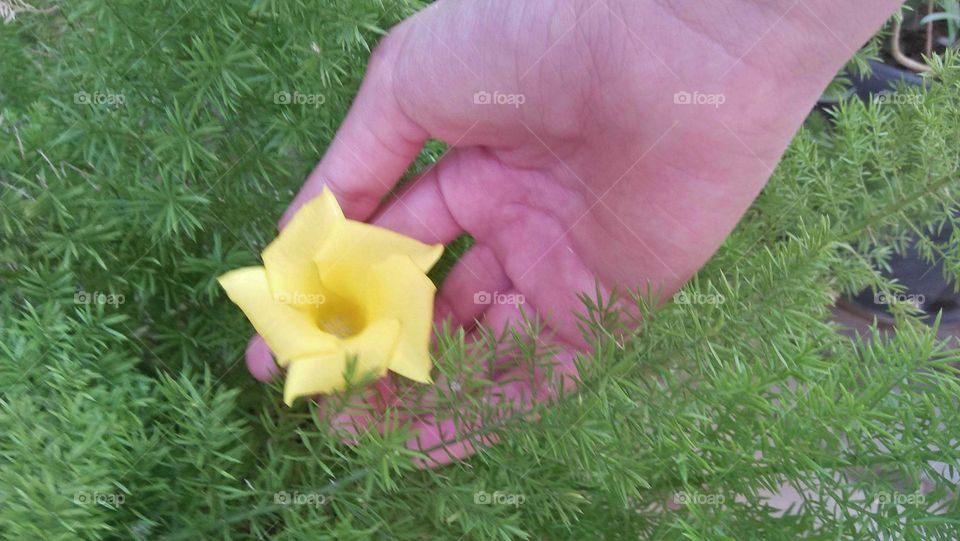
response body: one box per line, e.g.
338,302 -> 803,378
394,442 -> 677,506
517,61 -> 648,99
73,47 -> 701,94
407,415 -> 498,468
435,244 -> 512,330
281,23 -> 428,227
367,149 -> 513,330
475,290 -> 581,412
475,288 -> 529,340
401,367 -> 522,468
370,156 -> 465,245
487,216 -> 601,348
244,304 -> 579,470
246,334 -> 280,382
405,346 -> 580,469
473,288 -> 545,379
405,290 -> 581,469
325,378 -> 396,442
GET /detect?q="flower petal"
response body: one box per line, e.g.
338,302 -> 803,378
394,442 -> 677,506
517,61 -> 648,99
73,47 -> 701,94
218,267 -> 339,364
283,318 -> 401,405
313,220 -> 443,287
262,187 -> 343,311
342,317 -> 402,374
283,351 -> 346,406
366,255 -> 437,383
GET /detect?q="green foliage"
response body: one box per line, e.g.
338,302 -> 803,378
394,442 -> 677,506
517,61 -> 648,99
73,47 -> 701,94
2,2 -> 959,539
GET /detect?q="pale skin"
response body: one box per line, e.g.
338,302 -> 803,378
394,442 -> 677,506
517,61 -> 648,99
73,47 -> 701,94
247,0 -> 905,466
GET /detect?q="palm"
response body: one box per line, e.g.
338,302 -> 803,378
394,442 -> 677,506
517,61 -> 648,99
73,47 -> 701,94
373,0 -> 822,345
250,0 -> 899,465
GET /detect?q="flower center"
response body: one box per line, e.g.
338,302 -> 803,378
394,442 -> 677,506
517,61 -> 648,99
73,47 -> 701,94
314,295 -> 365,338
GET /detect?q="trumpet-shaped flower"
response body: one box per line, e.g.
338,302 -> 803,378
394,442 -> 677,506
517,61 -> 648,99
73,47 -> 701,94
218,188 -> 443,405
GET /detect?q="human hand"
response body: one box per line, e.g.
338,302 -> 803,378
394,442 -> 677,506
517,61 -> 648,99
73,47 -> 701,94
247,0 -> 902,466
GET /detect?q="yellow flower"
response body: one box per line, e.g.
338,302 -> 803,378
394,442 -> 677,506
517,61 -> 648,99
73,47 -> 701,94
217,188 -> 443,406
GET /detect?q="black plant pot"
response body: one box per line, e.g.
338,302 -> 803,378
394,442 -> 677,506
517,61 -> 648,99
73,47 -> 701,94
848,60 -> 925,99
820,61 -> 959,327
